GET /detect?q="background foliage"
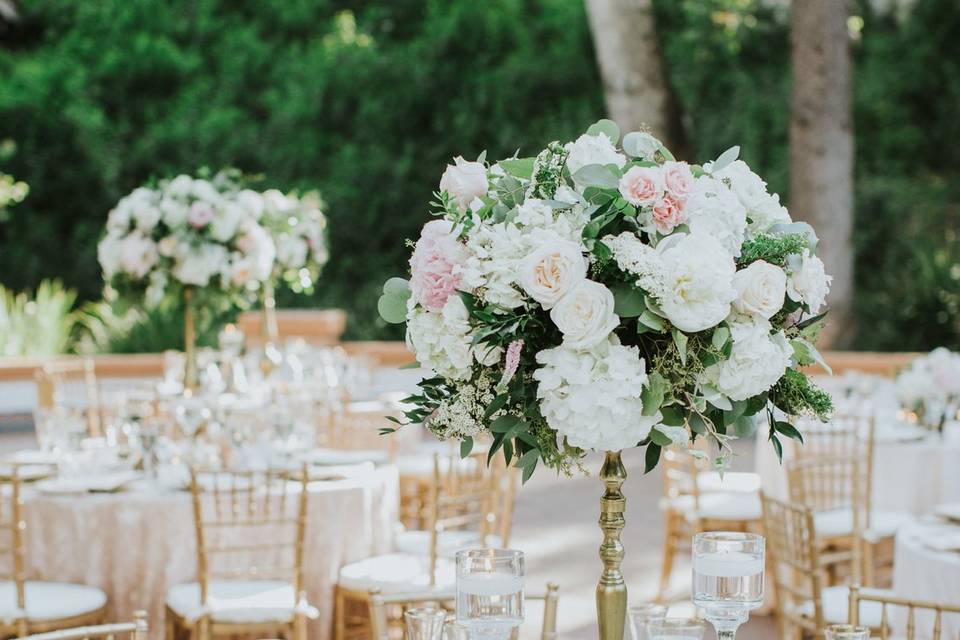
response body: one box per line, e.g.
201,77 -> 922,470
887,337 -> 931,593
0,0 -> 957,351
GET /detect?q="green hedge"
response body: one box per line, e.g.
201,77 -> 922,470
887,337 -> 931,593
0,0 -> 957,349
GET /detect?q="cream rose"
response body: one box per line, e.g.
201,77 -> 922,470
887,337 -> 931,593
439,156 -> 488,211
549,280 -> 620,350
786,250 -> 832,314
618,166 -> 663,207
519,239 -> 587,309
732,260 -> 787,319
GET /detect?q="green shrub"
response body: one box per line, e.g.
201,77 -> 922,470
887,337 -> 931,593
0,280 -> 77,356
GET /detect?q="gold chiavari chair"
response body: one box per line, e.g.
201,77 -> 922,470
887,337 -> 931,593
368,584 -> 559,640
788,418 -> 911,587
848,585 -> 960,639
34,358 -> 102,439
761,494 -> 886,639
657,445 -> 761,600
0,471 -> 108,638
334,450 -> 514,640
164,467 -> 316,640
22,611 -> 147,640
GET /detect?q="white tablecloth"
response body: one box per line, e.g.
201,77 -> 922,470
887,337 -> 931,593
754,433 -> 960,515
892,520 -> 960,636
22,465 -> 399,640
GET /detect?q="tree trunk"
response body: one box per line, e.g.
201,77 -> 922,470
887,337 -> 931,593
584,0 -> 689,159
789,0 -> 855,348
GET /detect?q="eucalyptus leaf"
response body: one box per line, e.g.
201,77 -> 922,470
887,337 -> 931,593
653,425 -> 689,445
377,294 -> 408,324
586,119 -> 621,143
711,326 -> 730,350
711,146 -> 740,172
734,415 -> 757,438
460,436 -> 474,458
498,157 -> 536,180
640,372 -> 667,416
622,131 -> 655,158
672,329 -> 688,366
571,164 -> 620,189
639,310 -> 665,332
611,284 -> 646,318
383,277 -> 410,296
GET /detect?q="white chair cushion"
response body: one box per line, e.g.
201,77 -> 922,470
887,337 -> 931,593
665,492 -> 762,522
166,580 -> 317,624
697,472 -> 761,494
338,553 -> 455,594
798,585 -> 889,626
0,581 -> 106,622
395,530 -> 503,558
814,509 -> 914,541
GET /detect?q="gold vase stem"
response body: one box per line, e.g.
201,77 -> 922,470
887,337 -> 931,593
183,287 -> 198,392
597,450 -> 627,640
262,280 -> 279,345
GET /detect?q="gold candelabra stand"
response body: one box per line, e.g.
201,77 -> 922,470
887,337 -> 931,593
182,287 -> 198,392
597,450 -> 627,640
260,279 -> 283,377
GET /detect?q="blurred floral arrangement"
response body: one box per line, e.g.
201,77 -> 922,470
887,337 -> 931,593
97,170 -> 329,308
896,347 -> 960,428
0,140 -> 28,221
380,120 -> 834,479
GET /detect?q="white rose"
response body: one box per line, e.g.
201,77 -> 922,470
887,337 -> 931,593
209,204 -> 244,242
685,176 -> 748,258
519,239 -> 587,309
733,260 -> 787,320
160,197 -> 188,229
173,244 -> 228,287
702,319 -> 792,401
167,175 -> 194,198
236,189 -> 265,220
118,232 -> 159,280
97,233 -> 123,278
564,133 -> 627,177
439,156 -> 488,211
277,233 -> 309,269
190,179 -> 220,203
656,233 -> 737,333
786,250 -> 831,314
550,280 -> 620,350
709,160 -> 792,235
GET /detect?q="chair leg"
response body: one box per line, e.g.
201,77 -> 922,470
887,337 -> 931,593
334,587 -> 345,640
862,539 -> 875,587
293,614 -> 308,640
165,614 -> 175,640
657,511 -> 679,601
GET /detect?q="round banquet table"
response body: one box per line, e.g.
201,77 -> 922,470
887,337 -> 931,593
754,431 -> 960,515
21,465 -> 399,640
892,520 -> 960,637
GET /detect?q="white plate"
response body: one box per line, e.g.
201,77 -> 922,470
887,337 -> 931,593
2,450 -> 59,465
35,471 -> 140,495
298,448 -> 388,466
874,423 -> 929,443
934,503 -> 960,525
0,464 -> 55,481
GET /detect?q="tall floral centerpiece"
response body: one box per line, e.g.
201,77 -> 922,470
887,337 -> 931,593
380,121 -> 835,639
896,347 -> 960,429
257,189 -> 330,370
98,170 -> 276,389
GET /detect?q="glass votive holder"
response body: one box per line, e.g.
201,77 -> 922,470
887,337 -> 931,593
825,624 -> 871,640
404,608 -> 447,640
627,603 -> 668,640
443,620 -> 470,640
646,617 -> 707,639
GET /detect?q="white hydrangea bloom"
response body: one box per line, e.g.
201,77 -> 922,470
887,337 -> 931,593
702,319 -> 792,401
656,233 -> 737,333
405,296 -> 474,381
533,339 -> 661,451
685,175 -> 748,257
708,160 -> 791,236
786,250 -> 832,314
172,243 -> 228,287
564,133 -> 627,177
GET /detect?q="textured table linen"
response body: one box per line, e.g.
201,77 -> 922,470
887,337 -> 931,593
22,465 -> 399,640
892,520 -> 960,637
754,433 -> 960,515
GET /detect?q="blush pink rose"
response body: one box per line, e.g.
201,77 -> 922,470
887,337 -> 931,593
663,161 -> 694,199
409,220 -> 469,311
618,166 -> 663,207
188,201 -> 215,229
651,194 -> 686,234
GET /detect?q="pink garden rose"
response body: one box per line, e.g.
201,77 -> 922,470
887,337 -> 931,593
188,201 -> 215,229
439,156 -> 488,211
663,161 -> 694,199
651,194 -> 686,234
409,219 -> 468,311
618,166 -> 663,207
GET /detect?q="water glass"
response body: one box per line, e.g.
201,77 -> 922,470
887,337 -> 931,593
646,618 -> 706,639
456,548 -> 524,640
825,625 -> 870,640
405,608 -> 447,640
692,532 -> 764,639
627,603 -> 667,640
443,620 -> 471,640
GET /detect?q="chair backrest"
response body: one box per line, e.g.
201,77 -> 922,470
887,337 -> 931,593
188,466 -> 309,604
425,451 -> 513,583
0,471 -> 27,635
849,585 -> 960,639
34,358 -> 102,438
661,442 -> 709,513
369,584 -> 559,640
794,416 -> 875,511
760,493 -> 826,636
22,612 -> 148,640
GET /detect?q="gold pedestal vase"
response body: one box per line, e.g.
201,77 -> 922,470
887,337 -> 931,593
183,287 -> 199,392
597,450 -> 627,640
260,280 -> 283,376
